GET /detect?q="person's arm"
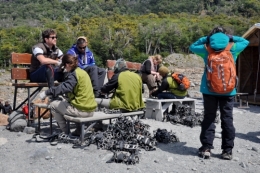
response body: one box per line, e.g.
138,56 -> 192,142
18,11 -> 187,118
231,36 -> 249,56
86,49 -> 96,66
45,72 -> 77,97
189,36 -> 208,57
152,78 -> 169,96
101,73 -> 119,93
32,47 -> 61,65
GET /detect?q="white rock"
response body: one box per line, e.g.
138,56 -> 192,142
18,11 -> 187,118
167,157 -> 173,162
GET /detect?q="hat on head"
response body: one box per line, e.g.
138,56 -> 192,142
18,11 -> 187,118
114,58 -> 127,73
76,36 -> 87,42
158,66 -> 170,76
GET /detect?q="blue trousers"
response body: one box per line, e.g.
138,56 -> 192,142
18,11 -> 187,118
200,94 -> 235,153
30,65 -> 64,88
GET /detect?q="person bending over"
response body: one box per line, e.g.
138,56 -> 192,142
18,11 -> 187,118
151,66 -> 187,99
141,55 -> 163,96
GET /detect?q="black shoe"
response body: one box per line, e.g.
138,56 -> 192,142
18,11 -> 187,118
198,147 -> 211,159
94,91 -> 106,98
70,128 -> 81,136
221,151 -> 232,160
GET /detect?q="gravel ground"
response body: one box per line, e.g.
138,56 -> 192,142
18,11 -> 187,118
0,99 -> 260,173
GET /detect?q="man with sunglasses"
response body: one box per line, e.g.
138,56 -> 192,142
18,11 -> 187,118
30,29 -> 64,88
67,36 -> 106,98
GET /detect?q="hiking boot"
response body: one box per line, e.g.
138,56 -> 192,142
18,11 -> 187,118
92,121 -> 104,132
221,151 -> 233,160
198,148 -> 211,159
71,130 -> 81,137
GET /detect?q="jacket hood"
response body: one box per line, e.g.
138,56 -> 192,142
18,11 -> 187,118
209,33 -> 229,51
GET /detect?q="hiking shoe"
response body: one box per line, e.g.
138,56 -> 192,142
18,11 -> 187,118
71,129 -> 81,137
221,151 -> 233,160
198,148 -> 211,159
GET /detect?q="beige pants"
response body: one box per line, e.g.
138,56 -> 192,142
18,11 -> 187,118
49,100 -> 94,133
141,73 -> 157,90
95,98 -> 110,109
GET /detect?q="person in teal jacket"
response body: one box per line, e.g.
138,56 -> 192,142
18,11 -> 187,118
189,26 -> 249,160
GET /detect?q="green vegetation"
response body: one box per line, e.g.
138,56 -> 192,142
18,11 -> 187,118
0,0 -> 259,67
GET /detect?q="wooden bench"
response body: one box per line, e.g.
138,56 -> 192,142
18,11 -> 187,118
64,111 -> 144,144
106,59 -> 142,80
145,98 -> 196,121
11,53 -> 55,125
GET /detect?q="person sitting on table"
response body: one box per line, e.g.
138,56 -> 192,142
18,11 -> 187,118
39,54 -> 97,136
95,58 -> 145,112
141,54 -> 163,96
151,66 -> 187,99
67,36 -> 106,98
30,28 -> 64,88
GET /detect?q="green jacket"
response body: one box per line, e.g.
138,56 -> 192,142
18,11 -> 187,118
167,76 -> 188,97
108,70 -> 145,111
68,68 -> 97,112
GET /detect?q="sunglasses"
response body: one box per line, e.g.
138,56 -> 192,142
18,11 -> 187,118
77,46 -> 86,50
49,36 -> 58,39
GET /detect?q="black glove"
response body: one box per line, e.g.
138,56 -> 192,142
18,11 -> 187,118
206,36 -> 210,44
227,34 -> 233,42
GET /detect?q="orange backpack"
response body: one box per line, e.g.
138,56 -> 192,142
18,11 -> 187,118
205,43 -> 237,93
172,73 -> 190,91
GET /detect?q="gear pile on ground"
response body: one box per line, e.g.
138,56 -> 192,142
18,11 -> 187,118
83,117 -> 180,165
165,104 -> 204,127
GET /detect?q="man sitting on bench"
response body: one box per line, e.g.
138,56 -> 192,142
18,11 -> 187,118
67,36 -> 106,98
151,66 -> 187,99
39,54 -> 97,136
30,29 -> 64,88
95,58 -> 145,113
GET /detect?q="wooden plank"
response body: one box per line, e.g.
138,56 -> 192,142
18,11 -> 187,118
11,52 -> 32,64
106,60 -> 116,70
12,82 -> 59,87
11,68 -> 30,80
107,70 -> 114,80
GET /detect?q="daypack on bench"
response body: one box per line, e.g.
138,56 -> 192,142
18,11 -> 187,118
205,43 -> 237,93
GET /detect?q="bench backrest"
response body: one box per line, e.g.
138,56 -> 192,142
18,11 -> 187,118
11,53 -> 32,80
106,59 -> 142,80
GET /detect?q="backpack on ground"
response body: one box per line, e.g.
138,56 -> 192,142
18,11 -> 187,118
205,43 -> 237,93
171,73 -> 190,91
6,110 -> 27,132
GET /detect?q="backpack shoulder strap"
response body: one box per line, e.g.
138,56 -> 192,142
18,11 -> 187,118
224,42 -> 234,51
204,44 -> 214,54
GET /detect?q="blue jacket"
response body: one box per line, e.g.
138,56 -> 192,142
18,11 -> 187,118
189,33 -> 249,96
67,44 -> 95,69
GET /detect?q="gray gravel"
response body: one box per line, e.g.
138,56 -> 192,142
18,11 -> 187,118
1,99 -> 260,173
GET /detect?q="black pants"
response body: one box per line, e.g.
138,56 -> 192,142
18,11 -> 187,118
84,66 -> 106,93
200,94 -> 235,153
30,64 -> 64,88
